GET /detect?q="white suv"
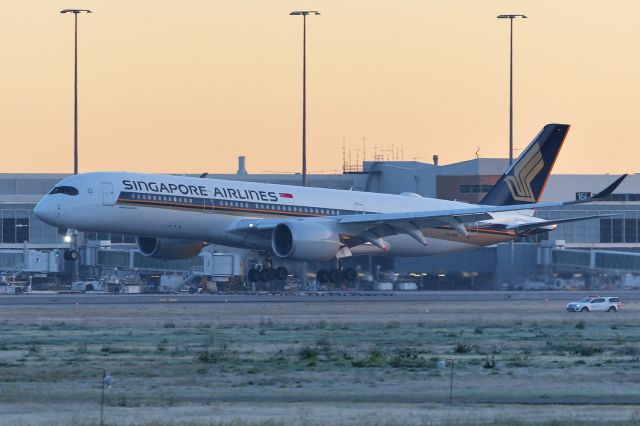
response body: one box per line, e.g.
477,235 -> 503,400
566,296 -> 622,312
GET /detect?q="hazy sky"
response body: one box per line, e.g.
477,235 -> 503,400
1,1 -> 639,175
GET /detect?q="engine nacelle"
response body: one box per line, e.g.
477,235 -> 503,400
271,221 -> 341,261
136,237 -> 205,260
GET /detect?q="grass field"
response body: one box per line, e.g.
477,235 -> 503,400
0,298 -> 639,425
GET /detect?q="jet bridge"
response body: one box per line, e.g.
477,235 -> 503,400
540,243 -> 640,273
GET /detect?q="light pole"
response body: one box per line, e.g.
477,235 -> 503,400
498,14 -> 526,293
447,358 -> 454,406
437,358 -> 455,405
61,9 -> 92,175
94,367 -> 114,426
290,11 -> 320,187
497,14 -> 526,166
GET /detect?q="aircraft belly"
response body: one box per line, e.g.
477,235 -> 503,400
91,200 -> 275,249
69,204 -> 227,242
421,227 -> 513,248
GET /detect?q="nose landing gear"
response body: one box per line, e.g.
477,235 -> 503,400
63,249 -> 78,261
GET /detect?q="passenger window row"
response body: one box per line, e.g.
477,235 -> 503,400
132,193 -> 193,204
127,192 -> 344,216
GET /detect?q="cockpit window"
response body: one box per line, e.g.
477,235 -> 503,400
50,186 -> 79,196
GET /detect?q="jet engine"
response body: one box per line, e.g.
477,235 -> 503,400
136,237 -> 205,260
271,221 -> 341,261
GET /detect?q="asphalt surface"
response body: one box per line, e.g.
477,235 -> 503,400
147,394 -> 640,406
1,290 -> 639,305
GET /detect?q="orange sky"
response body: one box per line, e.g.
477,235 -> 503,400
1,1 -> 639,175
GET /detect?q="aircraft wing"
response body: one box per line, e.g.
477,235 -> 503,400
334,175 -> 627,245
228,175 -> 627,247
229,199 -> 595,249
338,174 -> 627,227
338,200 -> 562,226
230,200 -> 565,234
333,201 -> 577,246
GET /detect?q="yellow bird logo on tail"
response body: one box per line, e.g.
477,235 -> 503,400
505,143 -> 544,202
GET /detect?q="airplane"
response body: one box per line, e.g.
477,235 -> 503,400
34,123 -> 625,284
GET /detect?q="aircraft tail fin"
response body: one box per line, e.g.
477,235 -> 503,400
480,123 -> 570,206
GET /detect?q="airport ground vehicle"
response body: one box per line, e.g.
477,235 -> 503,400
566,296 -> 622,312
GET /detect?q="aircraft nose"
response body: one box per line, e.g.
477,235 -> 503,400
34,197 -> 58,226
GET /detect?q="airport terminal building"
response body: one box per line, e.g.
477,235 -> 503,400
1,157 -> 639,290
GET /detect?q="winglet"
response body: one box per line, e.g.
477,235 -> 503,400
589,174 -> 628,200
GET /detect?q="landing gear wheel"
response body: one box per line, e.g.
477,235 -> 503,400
328,269 -> 340,284
248,268 -> 261,283
343,267 -> 357,282
63,249 -> 78,261
275,266 -> 288,280
317,269 -> 329,284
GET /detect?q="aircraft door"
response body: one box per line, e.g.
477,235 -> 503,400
102,182 -> 115,206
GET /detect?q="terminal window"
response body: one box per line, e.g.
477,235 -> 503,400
600,218 -> 640,243
2,218 -> 15,243
1,217 -> 29,243
459,185 -> 493,194
84,232 -> 136,244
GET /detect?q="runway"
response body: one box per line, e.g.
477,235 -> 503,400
1,290 -> 639,305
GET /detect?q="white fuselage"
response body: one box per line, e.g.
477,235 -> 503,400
34,172 -> 543,257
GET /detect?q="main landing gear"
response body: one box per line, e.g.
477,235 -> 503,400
316,268 -> 358,284
248,265 -> 288,283
316,264 -> 357,285
248,256 -> 289,290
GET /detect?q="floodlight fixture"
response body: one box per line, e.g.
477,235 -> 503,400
497,14 -> 527,19
60,9 -> 92,14
290,10 -> 320,16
